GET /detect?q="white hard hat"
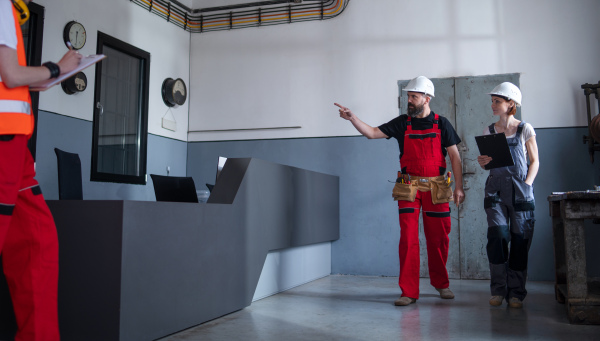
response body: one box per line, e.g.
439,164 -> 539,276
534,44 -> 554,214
402,76 -> 435,97
488,82 -> 522,106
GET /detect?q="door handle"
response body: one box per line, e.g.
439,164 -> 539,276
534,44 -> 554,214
96,102 -> 104,115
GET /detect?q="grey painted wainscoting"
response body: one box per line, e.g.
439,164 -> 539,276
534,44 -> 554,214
35,110 -> 188,201
32,110 -> 600,281
187,127 -> 600,282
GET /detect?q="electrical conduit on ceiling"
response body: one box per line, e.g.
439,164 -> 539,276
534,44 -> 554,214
130,0 -> 350,33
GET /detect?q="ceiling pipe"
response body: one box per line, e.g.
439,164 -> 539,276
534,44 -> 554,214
190,0 -> 323,14
166,0 -> 191,12
131,0 -> 349,33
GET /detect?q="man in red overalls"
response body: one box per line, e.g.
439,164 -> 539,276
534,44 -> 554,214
335,76 -> 465,306
0,0 -> 81,339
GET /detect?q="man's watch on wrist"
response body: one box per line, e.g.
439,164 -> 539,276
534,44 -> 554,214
42,62 -> 60,79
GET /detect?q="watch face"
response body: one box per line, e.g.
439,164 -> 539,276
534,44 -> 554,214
64,21 -> 86,50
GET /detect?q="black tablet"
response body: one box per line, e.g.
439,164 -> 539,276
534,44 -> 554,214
475,133 -> 515,170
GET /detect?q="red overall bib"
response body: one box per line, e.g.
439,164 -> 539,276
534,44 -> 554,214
397,114 -> 451,299
0,6 -> 60,341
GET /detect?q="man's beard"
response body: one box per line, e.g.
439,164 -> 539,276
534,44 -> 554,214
407,102 -> 424,117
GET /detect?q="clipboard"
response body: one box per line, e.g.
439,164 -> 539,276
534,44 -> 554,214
29,54 -> 106,91
475,133 -> 514,170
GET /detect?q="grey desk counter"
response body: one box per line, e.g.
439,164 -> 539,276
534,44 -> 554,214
0,158 -> 339,341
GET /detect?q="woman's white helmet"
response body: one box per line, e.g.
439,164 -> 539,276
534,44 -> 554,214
403,76 -> 435,98
488,82 -> 522,106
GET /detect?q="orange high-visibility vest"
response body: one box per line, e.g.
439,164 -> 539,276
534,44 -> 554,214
0,6 -> 33,136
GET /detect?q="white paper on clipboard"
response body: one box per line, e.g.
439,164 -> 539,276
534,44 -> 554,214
29,54 -> 106,91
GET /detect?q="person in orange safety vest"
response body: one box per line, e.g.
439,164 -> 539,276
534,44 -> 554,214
0,0 -> 82,339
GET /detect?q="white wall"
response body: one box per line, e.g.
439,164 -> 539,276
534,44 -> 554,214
189,0 -> 600,141
36,0 -> 191,142
253,243 -> 331,301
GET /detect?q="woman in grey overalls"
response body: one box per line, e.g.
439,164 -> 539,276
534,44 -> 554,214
477,82 -> 540,309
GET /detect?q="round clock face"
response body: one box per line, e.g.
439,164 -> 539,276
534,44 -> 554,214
63,21 -> 86,50
162,78 -> 187,107
172,79 -> 187,105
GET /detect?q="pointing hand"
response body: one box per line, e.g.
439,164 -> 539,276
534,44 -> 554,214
335,103 -> 353,121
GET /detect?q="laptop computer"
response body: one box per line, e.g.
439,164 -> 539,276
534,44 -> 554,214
150,174 -> 199,203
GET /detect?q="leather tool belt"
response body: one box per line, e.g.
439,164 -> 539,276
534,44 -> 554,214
393,174 -> 453,204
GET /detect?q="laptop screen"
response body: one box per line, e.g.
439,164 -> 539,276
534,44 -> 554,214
150,174 -> 199,203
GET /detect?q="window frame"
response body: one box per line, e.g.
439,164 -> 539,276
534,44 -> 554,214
24,2 -> 45,160
90,32 -> 150,185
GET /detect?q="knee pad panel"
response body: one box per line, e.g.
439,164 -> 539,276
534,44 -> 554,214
487,225 -> 509,264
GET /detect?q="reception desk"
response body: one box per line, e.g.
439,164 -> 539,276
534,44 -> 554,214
0,158 -> 339,340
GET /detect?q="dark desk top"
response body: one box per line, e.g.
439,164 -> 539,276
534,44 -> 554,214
548,191 -> 600,201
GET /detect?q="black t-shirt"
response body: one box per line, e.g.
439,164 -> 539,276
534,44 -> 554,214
378,111 -> 461,160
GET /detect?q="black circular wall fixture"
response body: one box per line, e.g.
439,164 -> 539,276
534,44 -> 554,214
162,78 -> 187,107
61,72 -> 87,95
63,21 -> 86,50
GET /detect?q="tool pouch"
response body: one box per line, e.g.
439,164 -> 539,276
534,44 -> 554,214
430,179 -> 453,204
393,182 -> 417,202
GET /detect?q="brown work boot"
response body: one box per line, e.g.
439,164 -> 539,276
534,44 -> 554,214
436,287 -> 455,299
394,297 -> 416,306
508,297 -> 523,308
489,296 -> 503,306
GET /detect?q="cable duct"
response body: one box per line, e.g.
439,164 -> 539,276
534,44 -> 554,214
130,0 -> 349,33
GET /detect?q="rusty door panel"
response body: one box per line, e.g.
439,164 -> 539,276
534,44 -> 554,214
455,73 -> 520,279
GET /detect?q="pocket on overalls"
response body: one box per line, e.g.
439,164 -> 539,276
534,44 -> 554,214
484,194 -> 501,209
430,179 -> 453,205
512,177 -> 535,211
393,182 -> 417,202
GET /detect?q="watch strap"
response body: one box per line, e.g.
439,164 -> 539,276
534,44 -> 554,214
43,62 -> 61,79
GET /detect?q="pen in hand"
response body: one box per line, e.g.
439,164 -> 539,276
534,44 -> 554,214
66,41 -> 74,50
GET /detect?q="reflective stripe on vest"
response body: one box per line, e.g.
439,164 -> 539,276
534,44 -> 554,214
0,6 -> 33,136
0,100 -> 31,115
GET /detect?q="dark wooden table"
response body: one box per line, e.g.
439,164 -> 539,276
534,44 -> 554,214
548,191 -> 600,324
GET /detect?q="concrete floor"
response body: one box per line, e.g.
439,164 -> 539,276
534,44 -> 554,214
159,275 -> 599,341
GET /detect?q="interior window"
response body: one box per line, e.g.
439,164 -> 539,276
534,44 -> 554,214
91,32 -> 149,184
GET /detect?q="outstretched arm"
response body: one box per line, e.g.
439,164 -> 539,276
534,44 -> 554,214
0,45 -> 82,89
447,144 -> 465,206
335,103 -> 388,139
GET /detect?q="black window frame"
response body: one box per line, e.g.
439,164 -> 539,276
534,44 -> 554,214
90,32 -> 149,185
24,2 -> 45,160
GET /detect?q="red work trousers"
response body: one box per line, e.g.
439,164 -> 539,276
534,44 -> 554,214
0,135 -> 59,341
398,189 -> 451,299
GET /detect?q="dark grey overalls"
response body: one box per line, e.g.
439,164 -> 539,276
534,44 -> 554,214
483,122 -> 535,301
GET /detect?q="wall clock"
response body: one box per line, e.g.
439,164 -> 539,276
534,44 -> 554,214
61,72 -> 87,95
63,21 -> 86,50
161,78 -> 187,107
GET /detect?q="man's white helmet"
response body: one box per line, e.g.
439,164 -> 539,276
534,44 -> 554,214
403,76 -> 435,98
488,82 -> 522,106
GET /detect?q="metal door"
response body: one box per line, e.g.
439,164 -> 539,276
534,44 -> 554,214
455,74 -> 520,279
399,73 -> 520,279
